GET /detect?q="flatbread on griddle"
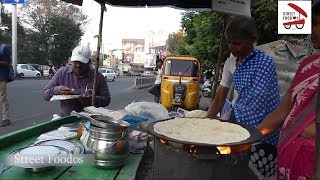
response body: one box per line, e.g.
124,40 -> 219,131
153,118 -> 250,145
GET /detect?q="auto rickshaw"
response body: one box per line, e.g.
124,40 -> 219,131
160,55 -> 201,111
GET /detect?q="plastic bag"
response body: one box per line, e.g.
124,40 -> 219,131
125,101 -> 170,121
111,109 -> 131,120
122,114 -> 148,129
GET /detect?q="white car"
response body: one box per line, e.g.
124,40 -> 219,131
17,64 -> 41,78
141,71 -> 155,77
98,68 -> 116,81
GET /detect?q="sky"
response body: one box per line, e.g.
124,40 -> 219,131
76,0 -> 185,51
2,0 -> 184,52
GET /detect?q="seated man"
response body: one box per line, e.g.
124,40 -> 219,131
43,46 -> 111,116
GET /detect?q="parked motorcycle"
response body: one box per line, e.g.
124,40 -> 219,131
202,78 -> 213,98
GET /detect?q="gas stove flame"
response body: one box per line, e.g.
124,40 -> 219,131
188,145 -> 197,154
159,138 -> 167,144
261,128 -> 271,135
217,146 -> 231,154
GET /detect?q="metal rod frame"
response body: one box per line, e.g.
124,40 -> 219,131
211,14 -> 227,101
91,3 -> 105,106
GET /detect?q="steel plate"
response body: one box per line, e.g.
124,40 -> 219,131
34,139 -> 85,155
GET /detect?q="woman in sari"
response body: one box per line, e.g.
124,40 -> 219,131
258,2 -> 320,179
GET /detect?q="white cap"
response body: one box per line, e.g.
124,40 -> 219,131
70,46 -> 91,64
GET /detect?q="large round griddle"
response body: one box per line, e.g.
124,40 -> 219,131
147,119 -> 263,147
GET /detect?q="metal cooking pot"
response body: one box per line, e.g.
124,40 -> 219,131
87,132 -> 129,168
88,125 -> 126,140
86,115 -> 130,169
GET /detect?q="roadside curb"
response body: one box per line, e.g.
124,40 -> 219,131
133,77 -> 156,89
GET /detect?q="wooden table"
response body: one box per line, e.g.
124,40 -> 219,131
0,116 -> 144,180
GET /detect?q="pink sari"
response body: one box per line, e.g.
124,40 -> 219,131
277,54 -> 320,180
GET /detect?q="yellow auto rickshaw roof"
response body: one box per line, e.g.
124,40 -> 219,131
164,56 -> 200,62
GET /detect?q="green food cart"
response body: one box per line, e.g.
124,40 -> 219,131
0,116 -> 144,179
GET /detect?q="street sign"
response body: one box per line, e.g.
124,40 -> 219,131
3,0 -> 25,4
212,0 -> 251,17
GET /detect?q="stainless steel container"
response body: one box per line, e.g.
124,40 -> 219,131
86,115 -> 130,169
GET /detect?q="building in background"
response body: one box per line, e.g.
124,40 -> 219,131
99,29 -> 175,75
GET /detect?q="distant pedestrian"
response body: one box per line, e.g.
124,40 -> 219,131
0,44 -> 12,127
49,65 -> 55,76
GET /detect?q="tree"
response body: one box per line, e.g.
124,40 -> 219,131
170,11 -> 228,69
18,0 -> 88,66
251,0 -> 280,45
47,15 -> 83,66
167,0 -> 284,69
167,30 -> 188,54
0,7 -> 27,54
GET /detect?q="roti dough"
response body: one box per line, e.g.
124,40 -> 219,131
153,118 -> 250,145
184,110 -> 207,118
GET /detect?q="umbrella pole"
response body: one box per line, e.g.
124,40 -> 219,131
211,14 -> 227,101
314,74 -> 320,179
92,3 -> 105,106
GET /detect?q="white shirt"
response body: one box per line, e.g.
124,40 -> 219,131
220,54 -> 236,88
154,69 -> 162,84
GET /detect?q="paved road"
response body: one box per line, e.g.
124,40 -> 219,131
0,77 -> 154,136
0,76 -> 211,136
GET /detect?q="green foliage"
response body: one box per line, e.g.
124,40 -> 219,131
168,11 -> 228,69
167,30 -> 188,54
47,15 -> 83,66
251,0 -> 279,44
17,0 -> 87,66
167,0 -> 281,69
0,7 -> 27,54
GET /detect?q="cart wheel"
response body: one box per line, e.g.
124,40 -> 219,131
296,24 -> 304,29
284,24 -> 291,29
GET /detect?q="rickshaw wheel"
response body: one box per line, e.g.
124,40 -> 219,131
296,24 -> 304,29
284,25 -> 291,29
172,106 -> 179,112
154,96 -> 160,103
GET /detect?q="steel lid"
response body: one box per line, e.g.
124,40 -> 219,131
89,115 -> 130,128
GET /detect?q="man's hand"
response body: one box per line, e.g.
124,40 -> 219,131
57,86 -> 74,95
79,95 -> 92,106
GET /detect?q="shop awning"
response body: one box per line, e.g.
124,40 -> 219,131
61,0 -> 212,9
